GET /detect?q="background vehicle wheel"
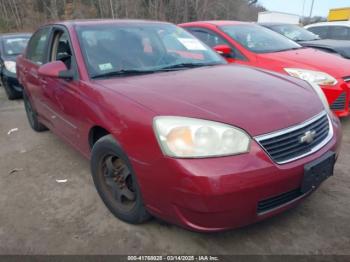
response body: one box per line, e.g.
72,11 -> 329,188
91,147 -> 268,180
23,91 -> 48,132
91,135 -> 151,224
2,79 -> 20,100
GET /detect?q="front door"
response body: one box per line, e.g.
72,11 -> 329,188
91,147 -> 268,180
44,28 -> 87,151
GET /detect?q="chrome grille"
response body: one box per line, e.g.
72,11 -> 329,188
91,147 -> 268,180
330,92 -> 346,111
255,112 -> 332,164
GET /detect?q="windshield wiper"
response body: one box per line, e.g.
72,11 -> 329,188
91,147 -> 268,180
91,63 -> 220,78
295,38 -> 319,42
91,69 -> 155,79
270,47 -> 302,53
157,63 -> 218,71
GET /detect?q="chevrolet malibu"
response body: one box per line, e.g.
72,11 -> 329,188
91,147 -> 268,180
179,21 -> 350,117
17,20 -> 342,232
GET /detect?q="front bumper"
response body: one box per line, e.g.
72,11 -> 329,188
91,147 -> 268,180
138,116 -> 342,232
2,71 -> 23,93
324,80 -> 350,117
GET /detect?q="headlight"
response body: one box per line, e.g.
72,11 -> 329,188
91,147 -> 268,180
153,116 -> 251,158
284,68 -> 337,86
308,82 -> 331,114
4,61 -> 16,73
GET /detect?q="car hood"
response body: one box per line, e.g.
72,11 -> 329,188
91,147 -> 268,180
95,65 -> 324,136
299,39 -> 350,59
258,47 -> 350,78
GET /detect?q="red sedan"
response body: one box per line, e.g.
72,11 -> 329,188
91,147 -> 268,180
179,21 -> 350,118
17,20 -> 341,232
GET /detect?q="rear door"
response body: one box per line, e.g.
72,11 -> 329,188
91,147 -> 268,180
20,27 -> 52,124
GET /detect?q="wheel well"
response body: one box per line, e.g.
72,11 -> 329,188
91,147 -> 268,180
89,126 -> 110,149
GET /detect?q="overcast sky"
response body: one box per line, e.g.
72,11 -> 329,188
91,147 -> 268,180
258,0 -> 350,17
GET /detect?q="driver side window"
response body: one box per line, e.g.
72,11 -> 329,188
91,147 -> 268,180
50,30 -> 73,70
307,26 -> 329,39
186,28 -> 245,60
190,29 -> 227,47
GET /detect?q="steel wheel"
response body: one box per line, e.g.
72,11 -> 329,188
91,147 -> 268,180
91,135 -> 151,223
99,154 -> 137,212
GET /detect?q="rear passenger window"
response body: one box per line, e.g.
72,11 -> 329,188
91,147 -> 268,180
26,28 -> 51,65
329,26 -> 350,40
307,26 -> 329,39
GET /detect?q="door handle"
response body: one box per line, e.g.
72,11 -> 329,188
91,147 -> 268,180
29,69 -> 38,78
39,78 -> 48,85
39,76 -> 48,85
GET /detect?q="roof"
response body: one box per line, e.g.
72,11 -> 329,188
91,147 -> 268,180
179,20 -> 251,27
258,11 -> 300,17
258,22 -> 292,27
47,19 -> 171,28
329,7 -> 350,11
0,33 -> 31,39
305,21 -> 350,28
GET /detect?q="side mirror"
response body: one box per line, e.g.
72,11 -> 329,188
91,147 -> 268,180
38,61 -> 74,80
213,44 -> 234,58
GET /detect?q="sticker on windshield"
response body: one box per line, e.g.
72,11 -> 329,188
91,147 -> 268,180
98,63 -> 113,71
178,38 -> 207,51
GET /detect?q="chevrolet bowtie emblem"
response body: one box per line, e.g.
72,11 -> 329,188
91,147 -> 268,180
300,130 -> 317,144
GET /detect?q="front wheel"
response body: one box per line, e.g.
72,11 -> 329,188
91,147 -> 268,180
91,135 -> 151,224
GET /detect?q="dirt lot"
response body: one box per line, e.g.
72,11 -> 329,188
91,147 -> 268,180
0,88 -> 349,255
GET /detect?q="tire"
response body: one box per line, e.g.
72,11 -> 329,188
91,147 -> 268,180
2,79 -> 21,100
23,91 -> 48,132
91,135 -> 151,224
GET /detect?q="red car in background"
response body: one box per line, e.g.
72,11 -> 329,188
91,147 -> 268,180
17,20 -> 341,232
179,21 -> 350,117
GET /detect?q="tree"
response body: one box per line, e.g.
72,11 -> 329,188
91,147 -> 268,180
0,0 -> 265,32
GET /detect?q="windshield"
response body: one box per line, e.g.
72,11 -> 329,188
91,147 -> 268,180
76,23 -> 225,78
220,24 -> 302,53
3,37 -> 30,56
269,24 -> 320,41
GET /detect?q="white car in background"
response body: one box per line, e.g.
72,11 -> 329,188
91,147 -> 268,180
305,21 -> 350,40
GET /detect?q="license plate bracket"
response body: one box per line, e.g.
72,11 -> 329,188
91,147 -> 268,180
302,152 -> 336,194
